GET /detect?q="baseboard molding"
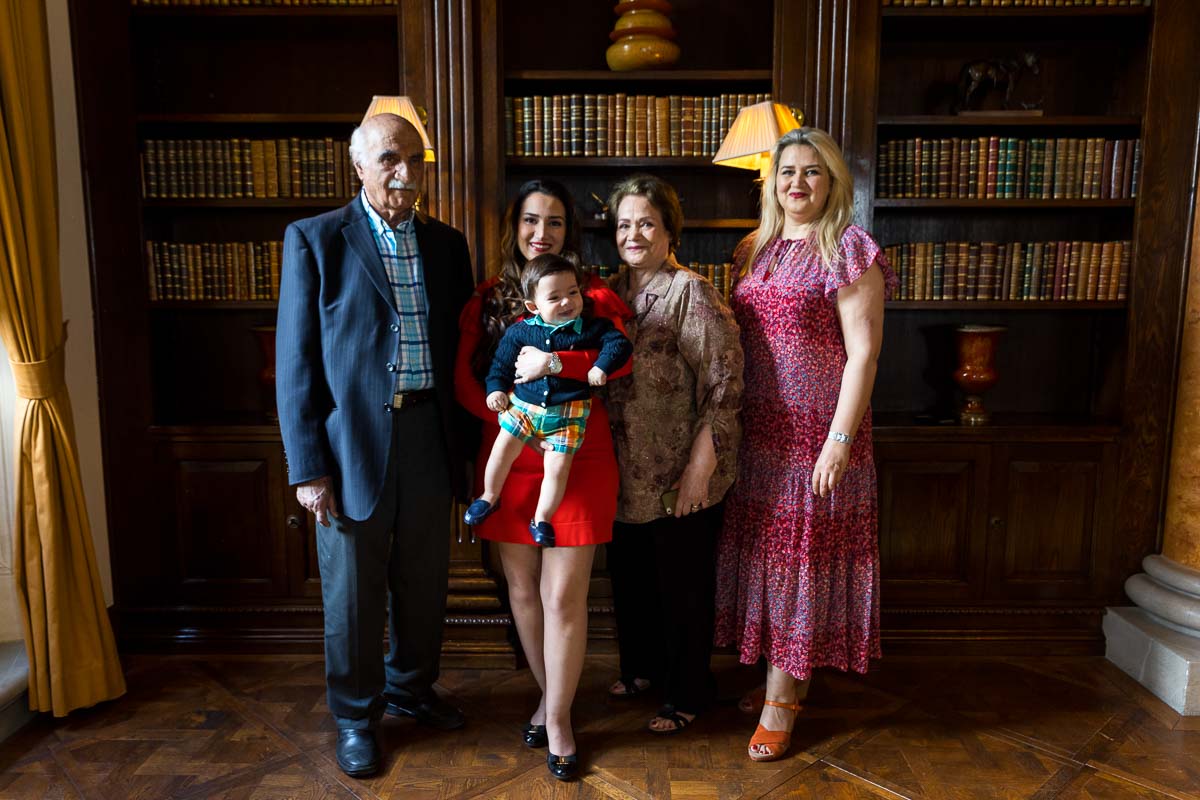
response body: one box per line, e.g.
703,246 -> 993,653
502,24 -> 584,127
112,606 -> 1108,660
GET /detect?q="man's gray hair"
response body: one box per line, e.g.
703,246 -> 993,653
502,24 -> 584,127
348,124 -> 366,167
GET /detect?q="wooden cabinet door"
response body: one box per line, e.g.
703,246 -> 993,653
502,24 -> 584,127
986,443 -> 1117,603
160,439 -> 291,603
875,442 -> 990,603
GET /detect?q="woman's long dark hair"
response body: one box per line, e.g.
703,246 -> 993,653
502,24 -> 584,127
471,179 -> 583,379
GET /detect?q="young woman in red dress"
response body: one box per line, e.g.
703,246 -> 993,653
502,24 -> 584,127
454,179 -> 630,781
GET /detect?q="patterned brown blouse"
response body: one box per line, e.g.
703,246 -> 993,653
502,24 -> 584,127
605,256 -> 744,524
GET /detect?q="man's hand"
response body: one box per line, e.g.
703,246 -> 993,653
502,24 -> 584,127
588,366 -> 607,386
487,391 -> 510,412
297,476 -> 338,527
514,346 -> 554,384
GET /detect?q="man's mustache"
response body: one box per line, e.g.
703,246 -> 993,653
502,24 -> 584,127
387,180 -> 419,191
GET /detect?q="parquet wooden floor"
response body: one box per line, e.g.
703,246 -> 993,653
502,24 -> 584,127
1,652 -> 1198,799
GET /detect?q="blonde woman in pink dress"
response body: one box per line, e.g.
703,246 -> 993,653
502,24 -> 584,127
714,127 -> 898,762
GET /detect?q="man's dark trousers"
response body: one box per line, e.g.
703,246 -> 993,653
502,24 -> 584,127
316,397 -> 451,729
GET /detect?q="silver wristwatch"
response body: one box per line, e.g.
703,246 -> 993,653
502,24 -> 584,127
547,352 -> 563,375
828,431 -> 852,444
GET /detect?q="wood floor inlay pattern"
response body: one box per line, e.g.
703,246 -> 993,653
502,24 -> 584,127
0,655 -> 1197,799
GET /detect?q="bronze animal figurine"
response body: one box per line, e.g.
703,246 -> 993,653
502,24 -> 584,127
954,52 -> 1041,113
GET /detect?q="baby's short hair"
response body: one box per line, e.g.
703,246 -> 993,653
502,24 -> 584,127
521,253 -> 584,300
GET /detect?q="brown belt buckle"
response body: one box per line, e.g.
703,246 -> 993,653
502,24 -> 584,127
392,391 -> 410,410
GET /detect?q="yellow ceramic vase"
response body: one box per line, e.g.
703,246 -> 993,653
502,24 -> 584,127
606,0 -> 680,71
607,35 -> 681,71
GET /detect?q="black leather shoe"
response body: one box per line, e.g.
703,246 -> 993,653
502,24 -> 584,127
547,752 -> 579,781
384,694 -> 466,730
529,520 -> 556,548
335,729 -> 380,777
523,723 -> 548,748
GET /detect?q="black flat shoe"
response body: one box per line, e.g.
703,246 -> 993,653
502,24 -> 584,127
522,723 -> 548,748
529,520 -> 556,547
547,752 -> 579,781
464,497 -> 500,526
335,729 -> 380,777
384,694 -> 466,730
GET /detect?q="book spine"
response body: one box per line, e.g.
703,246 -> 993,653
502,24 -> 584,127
985,136 -> 1000,199
669,95 -> 682,157
1030,242 -> 1044,301
1122,138 -> 1136,198
1131,139 -> 1142,197
1117,241 -> 1131,301
932,241 -> 945,299
597,95 -> 610,157
1081,138 -> 1096,199
611,94 -> 624,157
966,242 -> 980,299
504,97 -> 514,157
904,139 -> 916,198
582,94 -> 596,157
1086,240 -> 1102,300
625,95 -> 636,159
655,96 -> 670,157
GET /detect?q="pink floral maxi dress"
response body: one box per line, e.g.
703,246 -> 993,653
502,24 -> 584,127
714,226 -> 897,680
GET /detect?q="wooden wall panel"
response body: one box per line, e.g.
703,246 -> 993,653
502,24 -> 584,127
877,443 -> 988,603
1001,460 -> 1095,581
987,443 -> 1116,603
403,0 -> 485,267
1115,0 -> 1200,576
775,0 -> 879,224
170,445 -> 287,599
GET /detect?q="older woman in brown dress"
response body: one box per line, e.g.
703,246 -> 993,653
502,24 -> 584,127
603,174 -> 744,734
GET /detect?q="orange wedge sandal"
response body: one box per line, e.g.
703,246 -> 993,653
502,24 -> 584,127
747,699 -> 802,762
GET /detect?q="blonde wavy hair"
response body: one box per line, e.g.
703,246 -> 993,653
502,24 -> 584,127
740,127 -> 854,275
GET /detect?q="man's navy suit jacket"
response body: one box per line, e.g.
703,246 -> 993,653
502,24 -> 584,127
276,198 -> 475,521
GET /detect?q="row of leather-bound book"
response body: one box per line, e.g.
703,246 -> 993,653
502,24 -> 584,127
884,239 -> 1131,302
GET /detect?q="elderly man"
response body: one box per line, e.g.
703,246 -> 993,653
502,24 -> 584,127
276,113 -> 474,777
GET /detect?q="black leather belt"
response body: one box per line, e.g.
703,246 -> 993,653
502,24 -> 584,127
391,388 -> 435,411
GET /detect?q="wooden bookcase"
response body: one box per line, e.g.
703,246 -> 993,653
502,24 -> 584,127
492,2 -> 775,278
69,1 -> 518,661
68,0 -> 1198,658
854,1 -> 1200,651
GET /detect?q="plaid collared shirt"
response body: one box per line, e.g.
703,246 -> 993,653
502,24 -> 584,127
361,191 -> 434,391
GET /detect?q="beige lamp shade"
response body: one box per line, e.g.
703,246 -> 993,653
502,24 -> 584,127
712,101 -> 803,177
361,95 -> 436,162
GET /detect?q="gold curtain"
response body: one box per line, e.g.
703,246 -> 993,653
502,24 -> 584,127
0,1 -> 125,715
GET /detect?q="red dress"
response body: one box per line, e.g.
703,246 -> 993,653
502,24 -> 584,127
454,274 -> 632,547
714,226 -> 898,679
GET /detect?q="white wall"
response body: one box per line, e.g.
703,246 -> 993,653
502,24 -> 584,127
45,0 -> 111,605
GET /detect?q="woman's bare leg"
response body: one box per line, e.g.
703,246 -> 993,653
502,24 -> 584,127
539,544 -> 597,756
497,542 -> 547,725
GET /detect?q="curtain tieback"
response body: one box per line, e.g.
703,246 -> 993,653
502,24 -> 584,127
10,325 -> 68,400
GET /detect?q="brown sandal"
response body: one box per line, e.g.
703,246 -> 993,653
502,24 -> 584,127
747,699 -> 801,762
608,677 -> 650,698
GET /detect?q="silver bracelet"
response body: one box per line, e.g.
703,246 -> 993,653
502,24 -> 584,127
828,431 -> 852,444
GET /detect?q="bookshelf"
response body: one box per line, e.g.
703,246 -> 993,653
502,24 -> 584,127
488,1 -> 776,291
70,1 -> 519,661
858,0 -> 1200,650
66,0 -> 1199,656
870,6 -> 1146,416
